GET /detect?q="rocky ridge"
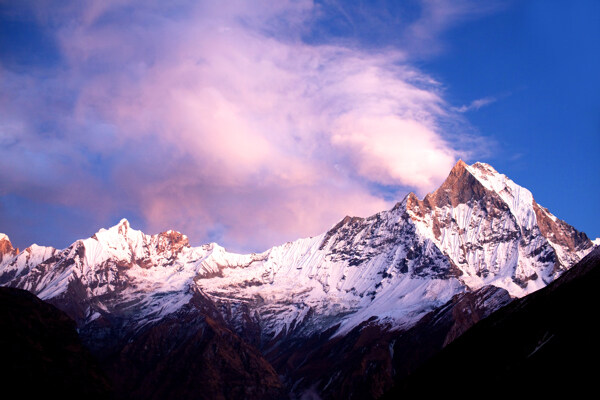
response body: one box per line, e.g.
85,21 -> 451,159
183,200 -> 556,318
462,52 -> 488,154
0,160 -> 594,399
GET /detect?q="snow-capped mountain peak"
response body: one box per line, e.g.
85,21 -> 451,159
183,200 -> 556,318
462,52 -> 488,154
0,233 -> 19,266
403,159 -> 591,297
92,218 -> 141,245
0,161 -> 594,346
466,161 -> 537,229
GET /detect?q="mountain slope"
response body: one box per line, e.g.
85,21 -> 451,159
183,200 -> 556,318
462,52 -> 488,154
106,291 -> 283,400
0,160 -> 594,399
383,246 -> 600,398
269,285 -> 512,399
0,161 -> 592,343
0,287 -> 112,399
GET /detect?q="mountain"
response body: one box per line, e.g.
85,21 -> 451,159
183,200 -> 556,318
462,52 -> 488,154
0,160 -> 594,399
0,232 -> 19,265
0,286 -> 112,399
383,245 -> 600,398
267,284 -> 513,399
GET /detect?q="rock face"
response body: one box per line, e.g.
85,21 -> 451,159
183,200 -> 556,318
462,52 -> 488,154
0,161 -> 594,399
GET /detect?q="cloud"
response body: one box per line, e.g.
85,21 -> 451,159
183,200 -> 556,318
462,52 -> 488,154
454,96 -> 498,113
401,0 -> 507,56
0,0 -> 493,251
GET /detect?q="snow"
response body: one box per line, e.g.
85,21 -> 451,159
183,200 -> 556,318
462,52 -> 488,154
0,161 -> 593,342
0,233 -> 9,242
408,161 -> 593,299
467,162 -> 537,230
0,244 -> 58,286
593,238 -> 600,246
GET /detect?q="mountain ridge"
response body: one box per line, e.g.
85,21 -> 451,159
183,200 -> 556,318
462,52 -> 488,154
0,160 -> 595,399
0,160 -> 593,338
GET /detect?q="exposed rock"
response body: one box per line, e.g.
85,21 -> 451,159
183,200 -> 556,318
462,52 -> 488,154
0,233 -> 18,264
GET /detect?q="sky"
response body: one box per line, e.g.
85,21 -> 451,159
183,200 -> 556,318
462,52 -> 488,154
0,0 -> 598,252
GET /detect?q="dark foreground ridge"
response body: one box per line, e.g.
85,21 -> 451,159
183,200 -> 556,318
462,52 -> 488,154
0,287 -> 112,400
383,246 -> 600,398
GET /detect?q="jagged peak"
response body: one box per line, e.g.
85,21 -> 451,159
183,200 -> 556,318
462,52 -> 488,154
433,159 -> 471,190
360,161 -> 506,231
390,193 -> 415,212
402,160 -> 541,235
406,192 -> 419,201
90,220 -> 193,254
446,160 -> 503,191
0,233 -> 16,251
106,218 -> 133,233
402,192 -> 422,210
94,218 -> 130,232
158,229 -> 190,249
420,160 -> 489,208
159,229 -> 188,239
0,233 -> 18,261
425,160 -> 526,212
90,218 -> 145,246
452,158 -> 468,170
25,243 -> 52,251
114,218 -> 131,237
415,161 -> 591,252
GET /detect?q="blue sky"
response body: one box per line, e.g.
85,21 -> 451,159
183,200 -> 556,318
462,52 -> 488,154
423,0 -> 599,239
0,0 -> 598,252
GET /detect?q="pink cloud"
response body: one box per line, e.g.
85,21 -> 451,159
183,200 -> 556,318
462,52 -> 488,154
1,1 -> 492,251
331,115 -> 456,193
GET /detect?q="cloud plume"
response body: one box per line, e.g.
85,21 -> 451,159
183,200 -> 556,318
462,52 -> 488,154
0,0 -> 492,251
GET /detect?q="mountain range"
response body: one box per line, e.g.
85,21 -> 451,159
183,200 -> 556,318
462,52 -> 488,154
0,160 -> 596,399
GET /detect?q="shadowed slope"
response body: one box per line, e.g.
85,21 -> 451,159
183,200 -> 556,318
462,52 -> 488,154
383,246 -> 600,398
0,287 -> 112,399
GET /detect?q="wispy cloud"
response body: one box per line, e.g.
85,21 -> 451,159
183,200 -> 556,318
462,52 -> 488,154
454,96 -> 498,113
0,0 -> 497,251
